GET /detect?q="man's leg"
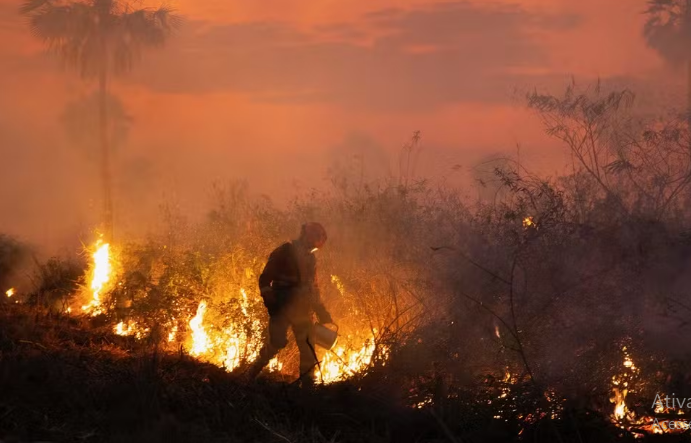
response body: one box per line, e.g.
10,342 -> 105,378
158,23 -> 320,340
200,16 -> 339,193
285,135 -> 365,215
247,314 -> 290,379
292,320 -> 319,386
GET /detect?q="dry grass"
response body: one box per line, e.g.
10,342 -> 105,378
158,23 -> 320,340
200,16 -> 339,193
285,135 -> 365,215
0,303 -> 661,443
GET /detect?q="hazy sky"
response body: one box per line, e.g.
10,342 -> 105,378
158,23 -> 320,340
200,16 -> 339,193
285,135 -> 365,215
0,0 -> 680,250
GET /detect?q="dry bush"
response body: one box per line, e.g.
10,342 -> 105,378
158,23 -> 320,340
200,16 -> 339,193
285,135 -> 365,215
16,81 -> 691,441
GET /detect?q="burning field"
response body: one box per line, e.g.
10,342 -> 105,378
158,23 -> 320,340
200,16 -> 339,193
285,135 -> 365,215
4,86 -> 691,442
73,236 -> 386,385
2,189 -> 691,442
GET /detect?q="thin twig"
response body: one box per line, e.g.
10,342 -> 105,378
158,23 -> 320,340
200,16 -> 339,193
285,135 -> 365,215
253,417 -> 293,443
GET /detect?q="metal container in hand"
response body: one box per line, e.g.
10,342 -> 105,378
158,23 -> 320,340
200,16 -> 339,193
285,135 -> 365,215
310,323 -> 338,350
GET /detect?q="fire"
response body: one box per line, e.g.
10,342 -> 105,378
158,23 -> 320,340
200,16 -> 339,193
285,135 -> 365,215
221,289 -> 263,371
82,240 -> 112,315
168,324 -> 178,342
606,346 -> 679,436
612,387 -> 628,421
183,275 -> 387,381
189,300 -> 210,356
320,334 -> 378,384
610,346 -> 638,424
317,275 -> 389,384
268,356 -> 283,373
114,320 -> 148,339
70,256 -> 385,383
114,321 -> 130,336
186,290 -> 264,372
522,216 -> 535,228
6,288 -> 14,298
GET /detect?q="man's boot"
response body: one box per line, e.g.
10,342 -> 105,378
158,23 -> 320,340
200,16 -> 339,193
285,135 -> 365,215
244,342 -> 279,382
297,364 -> 318,389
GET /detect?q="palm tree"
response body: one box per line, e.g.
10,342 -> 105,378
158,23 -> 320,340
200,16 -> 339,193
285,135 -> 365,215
20,0 -> 180,242
61,91 -> 133,161
644,0 -> 691,128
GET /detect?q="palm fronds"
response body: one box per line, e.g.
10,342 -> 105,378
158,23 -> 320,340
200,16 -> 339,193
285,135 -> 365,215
20,0 -> 180,78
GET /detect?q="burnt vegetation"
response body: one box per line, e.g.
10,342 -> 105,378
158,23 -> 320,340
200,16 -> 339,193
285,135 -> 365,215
3,83 -> 691,442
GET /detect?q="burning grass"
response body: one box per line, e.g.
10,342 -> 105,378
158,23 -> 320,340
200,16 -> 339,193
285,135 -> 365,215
5,176 -> 691,441
5,175 -> 691,441
59,232 -> 393,386
5,83 -> 691,441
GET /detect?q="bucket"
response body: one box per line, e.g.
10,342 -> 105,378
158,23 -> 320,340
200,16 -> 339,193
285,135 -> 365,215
310,323 -> 339,350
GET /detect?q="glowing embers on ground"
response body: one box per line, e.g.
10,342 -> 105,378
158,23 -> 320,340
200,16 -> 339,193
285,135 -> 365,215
82,240 -> 113,316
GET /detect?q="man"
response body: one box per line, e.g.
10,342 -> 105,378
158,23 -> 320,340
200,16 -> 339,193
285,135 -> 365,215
247,222 -> 333,385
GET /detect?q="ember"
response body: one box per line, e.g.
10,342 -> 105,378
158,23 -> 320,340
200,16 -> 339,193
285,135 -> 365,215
522,216 -> 535,229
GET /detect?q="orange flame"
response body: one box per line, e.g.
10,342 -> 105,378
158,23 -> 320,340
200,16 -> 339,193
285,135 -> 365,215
114,320 -> 148,339
522,216 -> 535,229
610,347 -> 637,423
189,300 -> 210,356
82,240 -> 112,316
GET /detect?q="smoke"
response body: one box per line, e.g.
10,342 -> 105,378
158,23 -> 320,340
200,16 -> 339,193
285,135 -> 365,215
0,234 -> 31,293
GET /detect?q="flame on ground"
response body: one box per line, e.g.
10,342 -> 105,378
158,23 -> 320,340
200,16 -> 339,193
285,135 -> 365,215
321,336 -> 377,384
6,288 -> 14,298
114,320 -> 148,339
187,290 -> 265,372
68,254 -> 386,383
189,300 -> 210,357
607,346 -> 684,437
221,288 -> 263,371
82,240 -> 112,316
268,356 -> 283,373
610,346 -> 639,424
610,346 -> 638,424
186,276 -> 387,381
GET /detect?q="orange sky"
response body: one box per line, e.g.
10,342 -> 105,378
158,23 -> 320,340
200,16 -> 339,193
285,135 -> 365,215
0,0 -> 682,251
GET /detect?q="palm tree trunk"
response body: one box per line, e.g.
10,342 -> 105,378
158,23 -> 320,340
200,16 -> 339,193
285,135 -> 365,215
99,65 -> 113,243
687,57 -> 691,132
688,0 -> 691,132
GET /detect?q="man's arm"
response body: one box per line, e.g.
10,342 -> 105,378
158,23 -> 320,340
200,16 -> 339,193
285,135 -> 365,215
307,258 -> 332,324
259,246 -> 286,302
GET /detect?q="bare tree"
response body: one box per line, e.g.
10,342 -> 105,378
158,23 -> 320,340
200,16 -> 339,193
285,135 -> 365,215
528,81 -> 691,220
